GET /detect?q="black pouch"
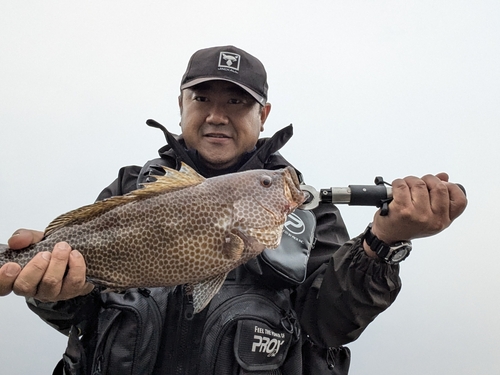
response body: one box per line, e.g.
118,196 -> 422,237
245,209 -> 316,289
90,288 -> 166,375
199,289 -> 301,375
55,288 -> 168,375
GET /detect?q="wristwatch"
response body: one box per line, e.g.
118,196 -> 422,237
363,223 -> 412,264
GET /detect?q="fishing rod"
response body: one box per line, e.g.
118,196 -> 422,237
299,177 -> 466,215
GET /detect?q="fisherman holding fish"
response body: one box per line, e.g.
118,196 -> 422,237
0,46 -> 467,375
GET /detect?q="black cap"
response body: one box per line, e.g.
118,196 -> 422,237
180,45 -> 268,105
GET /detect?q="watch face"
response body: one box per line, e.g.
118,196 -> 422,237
388,244 -> 411,264
391,249 -> 409,263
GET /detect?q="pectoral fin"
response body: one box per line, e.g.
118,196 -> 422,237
188,272 -> 228,314
222,232 -> 244,260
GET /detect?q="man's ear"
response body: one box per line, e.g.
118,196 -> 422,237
178,94 -> 183,116
260,103 -> 271,131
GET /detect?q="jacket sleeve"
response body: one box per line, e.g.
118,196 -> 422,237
294,202 -> 402,347
26,165 -> 143,334
26,290 -> 101,336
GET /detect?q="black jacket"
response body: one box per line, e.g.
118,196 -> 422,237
27,125 -> 402,375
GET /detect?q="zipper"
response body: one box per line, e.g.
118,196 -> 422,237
92,355 -> 102,375
202,293 -> 286,338
184,292 -> 194,320
327,347 -> 337,370
90,309 -> 121,375
138,288 -> 163,374
171,287 -> 198,375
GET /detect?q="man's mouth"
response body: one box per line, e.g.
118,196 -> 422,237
205,133 -> 231,139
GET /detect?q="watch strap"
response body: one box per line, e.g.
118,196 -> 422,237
363,223 -> 391,258
363,223 -> 411,264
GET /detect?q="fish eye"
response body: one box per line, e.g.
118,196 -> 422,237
260,175 -> 273,187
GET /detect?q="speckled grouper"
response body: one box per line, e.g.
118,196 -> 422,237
0,163 -> 305,312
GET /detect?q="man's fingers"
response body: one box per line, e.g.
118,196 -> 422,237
36,242 -> 72,300
8,229 -> 44,249
406,176 -> 432,208
58,250 -> 94,300
435,172 -> 450,182
2,231 -> 92,300
374,173 -> 467,243
422,174 -> 451,218
389,178 -> 411,209
391,176 -> 429,215
423,174 -> 468,221
447,182 -> 468,220
12,251 -> 51,297
0,263 -> 21,296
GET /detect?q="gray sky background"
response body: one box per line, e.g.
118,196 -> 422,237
0,1 -> 498,374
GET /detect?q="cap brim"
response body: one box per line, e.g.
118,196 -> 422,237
180,77 -> 266,106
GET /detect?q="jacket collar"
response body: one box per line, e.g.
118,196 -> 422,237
151,121 -> 295,177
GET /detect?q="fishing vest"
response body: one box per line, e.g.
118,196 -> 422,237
136,159 -> 349,375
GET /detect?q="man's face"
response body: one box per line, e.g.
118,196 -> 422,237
179,80 -> 271,170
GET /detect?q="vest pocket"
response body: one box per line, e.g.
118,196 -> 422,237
200,292 -> 300,375
90,288 -> 164,375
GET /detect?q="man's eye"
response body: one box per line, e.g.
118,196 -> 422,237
194,96 -> 208,102
228,98 -> 243,104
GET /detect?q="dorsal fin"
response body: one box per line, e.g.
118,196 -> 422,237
136,162 -> 205,193
44,163 -> 205,237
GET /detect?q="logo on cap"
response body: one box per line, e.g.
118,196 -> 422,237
218,52 -> 240,73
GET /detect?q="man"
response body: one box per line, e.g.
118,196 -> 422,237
0,46 -> 467,375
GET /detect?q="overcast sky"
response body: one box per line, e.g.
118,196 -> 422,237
0,1 -> 499,374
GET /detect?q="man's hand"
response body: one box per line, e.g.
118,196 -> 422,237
0,229 -> 94,300
366,173 -> 467,253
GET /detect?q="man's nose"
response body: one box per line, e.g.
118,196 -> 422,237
206,103 -> 229,125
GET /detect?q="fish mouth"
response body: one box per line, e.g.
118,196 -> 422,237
283,167 -> 306,213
